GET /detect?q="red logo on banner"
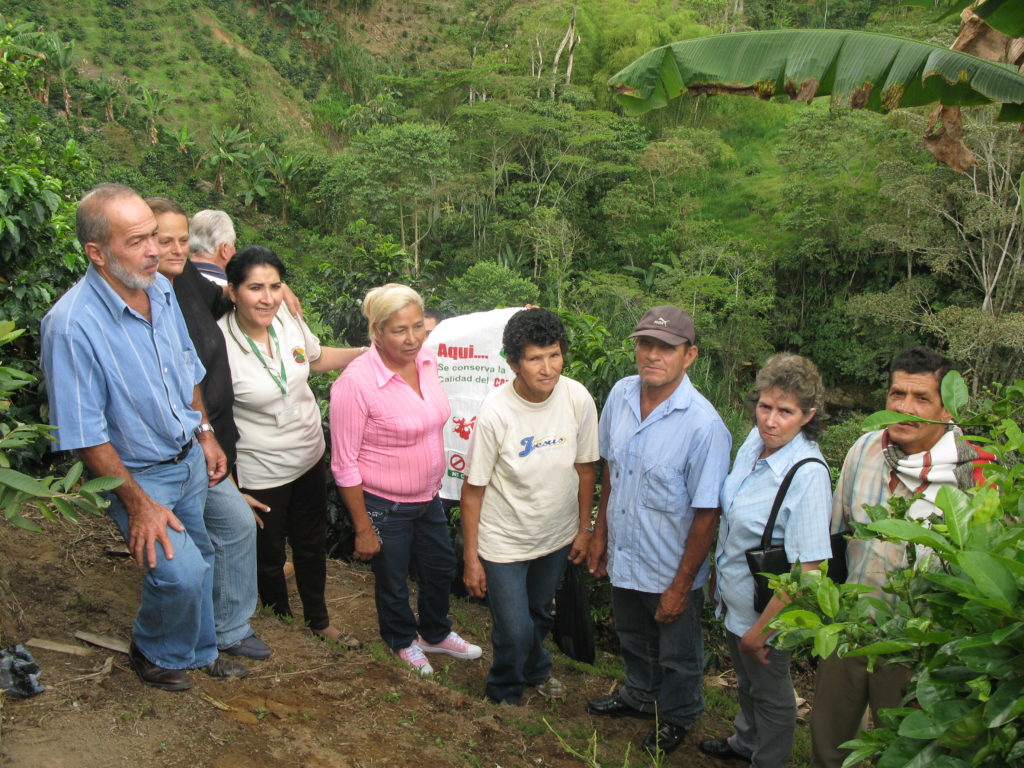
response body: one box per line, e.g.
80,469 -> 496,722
452,416 -> 476,440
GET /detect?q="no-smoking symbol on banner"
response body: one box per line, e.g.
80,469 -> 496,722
449,455 -> 466,472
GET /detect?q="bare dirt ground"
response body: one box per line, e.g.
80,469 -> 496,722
0,513 -> 797,768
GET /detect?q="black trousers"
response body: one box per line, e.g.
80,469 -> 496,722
241,461 -> 329,631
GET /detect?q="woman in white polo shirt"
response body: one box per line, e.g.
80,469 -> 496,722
460,308 -> 599,704
219,245 -> 363,648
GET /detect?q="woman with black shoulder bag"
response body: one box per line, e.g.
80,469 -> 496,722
701,353 -> 833,768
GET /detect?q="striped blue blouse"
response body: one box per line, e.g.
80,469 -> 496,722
715,427 -> 833,636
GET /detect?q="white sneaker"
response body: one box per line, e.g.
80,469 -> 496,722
417,631 -> 482,660
395,643 -> 434,676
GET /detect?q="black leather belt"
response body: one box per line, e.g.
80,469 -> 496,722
156,438 -> 194,465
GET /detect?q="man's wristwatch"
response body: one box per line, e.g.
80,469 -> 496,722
579,523 -> 595,533
194,422 -> 215,439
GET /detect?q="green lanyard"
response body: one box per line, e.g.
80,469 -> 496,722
242,321 -> 288,397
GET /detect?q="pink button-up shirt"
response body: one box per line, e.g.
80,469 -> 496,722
329,343 -> 451,503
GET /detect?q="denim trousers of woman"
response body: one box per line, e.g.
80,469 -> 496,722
480,543 -> 570,704
364,492 -> 455,650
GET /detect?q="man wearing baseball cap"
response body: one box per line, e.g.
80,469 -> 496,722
586,306 -> 731,756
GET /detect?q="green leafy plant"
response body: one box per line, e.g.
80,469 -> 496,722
771,372 -> 1024,768
306,220 -> 428,347
446,262 -> 539,315
1,321 -> 119,531
905,0 -> 1024,35
558,310 -> 634,410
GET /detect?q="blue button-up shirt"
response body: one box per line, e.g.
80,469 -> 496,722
715,427 -> 832,636
599,374 -> 732,593
41,267 -> 205,468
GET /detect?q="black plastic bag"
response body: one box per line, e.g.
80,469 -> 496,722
552,563 -> 596,664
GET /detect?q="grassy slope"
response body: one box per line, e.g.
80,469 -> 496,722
698,97 -> 795,249
32,0 -> 310,140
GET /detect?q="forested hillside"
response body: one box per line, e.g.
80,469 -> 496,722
3,0 -> 1023,438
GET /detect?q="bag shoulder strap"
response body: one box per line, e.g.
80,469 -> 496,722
758,457 -> 830,550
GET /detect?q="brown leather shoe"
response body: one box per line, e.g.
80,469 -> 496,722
312,625 -> 363,650
203,655 -> 249,679
128,642 -> 192,691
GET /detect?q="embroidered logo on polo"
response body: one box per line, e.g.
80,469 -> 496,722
518,434 -> 568,457
292,346 -> 307,363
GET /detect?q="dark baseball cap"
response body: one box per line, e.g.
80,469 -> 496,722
628,306 -> 695,346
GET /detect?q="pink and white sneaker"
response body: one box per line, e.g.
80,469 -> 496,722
417,631 -> 482,660
394,644 -> 434,676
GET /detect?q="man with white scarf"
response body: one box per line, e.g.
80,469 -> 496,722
809,346 -> 994,768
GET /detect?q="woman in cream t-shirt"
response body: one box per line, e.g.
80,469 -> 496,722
460,308 -> 599,705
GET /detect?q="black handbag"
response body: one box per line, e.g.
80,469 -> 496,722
745,457 -> 846,613
828,528 -> 848,585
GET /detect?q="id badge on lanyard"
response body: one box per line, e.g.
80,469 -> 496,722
244,323 -> 288,398
275,405 -> 300,427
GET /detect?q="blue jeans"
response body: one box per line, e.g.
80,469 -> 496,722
204,478 -> 258,648
364,493 -> 455,650
612,586 -> 705,728
104,447 -> 217,670
481,544 -> 569,704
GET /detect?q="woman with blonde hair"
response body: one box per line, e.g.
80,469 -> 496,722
330,284 -> 481,676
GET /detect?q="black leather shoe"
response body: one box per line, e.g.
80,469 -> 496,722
128,642 -> 192,691
699,737 -> 751,762
641,722 -> 688,756
696,737 -> 753,761
203,656 -> 249,679
586,691 -> 656,720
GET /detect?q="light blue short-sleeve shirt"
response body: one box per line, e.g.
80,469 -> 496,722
40,267 -> 205,468
715,427 -> 833,636
599,374 -> 732,593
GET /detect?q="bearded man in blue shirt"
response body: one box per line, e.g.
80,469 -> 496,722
586,306 -> 731,757
40,183 -> 248,691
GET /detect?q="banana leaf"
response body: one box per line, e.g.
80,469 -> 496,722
609,30 -> 1024,122
905,0 -> 1024,36
973,0 -> 1024,37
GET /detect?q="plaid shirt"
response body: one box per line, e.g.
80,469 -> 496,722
832,430 -> 928,594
